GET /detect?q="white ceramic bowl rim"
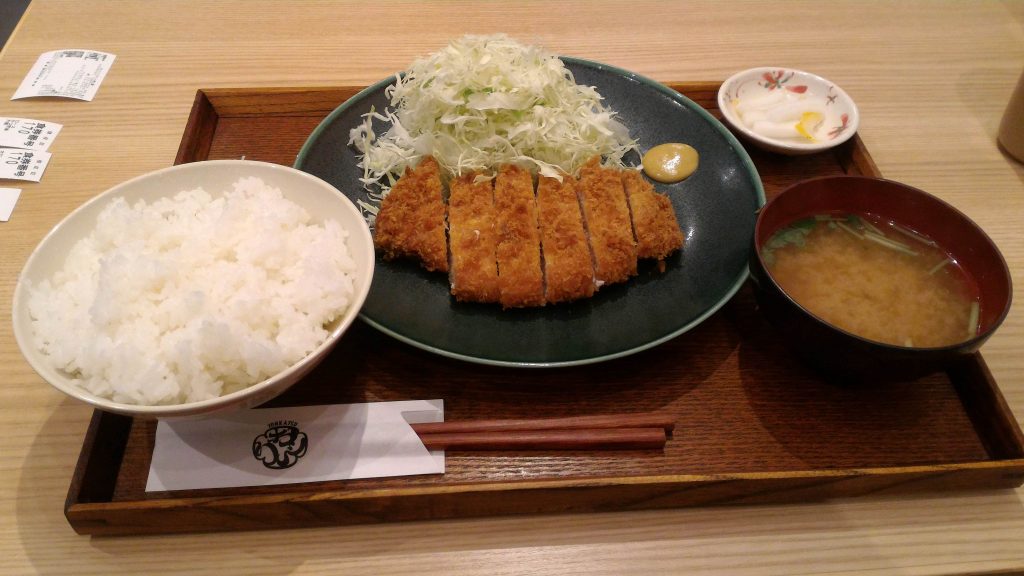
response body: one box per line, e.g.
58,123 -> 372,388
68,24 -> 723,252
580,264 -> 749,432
12,159 -> 374,418
718,66 -> 860,152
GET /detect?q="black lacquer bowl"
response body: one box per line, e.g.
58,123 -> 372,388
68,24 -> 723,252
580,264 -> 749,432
749,175 -> 1012,382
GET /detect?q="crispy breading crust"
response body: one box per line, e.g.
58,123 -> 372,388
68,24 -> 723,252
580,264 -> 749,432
373,157 -> 449,272
448,172 -> 500,303
537,175 -> 596,303
494,165 -> 545,308
576,158 -> 637,285
621,170 -> 684,260
373,159 -> 682,308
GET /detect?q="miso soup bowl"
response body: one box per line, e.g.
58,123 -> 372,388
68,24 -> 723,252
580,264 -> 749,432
749,176 -> 1012,382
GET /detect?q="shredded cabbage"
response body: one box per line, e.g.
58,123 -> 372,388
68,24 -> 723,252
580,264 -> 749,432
348,34 -> 638,195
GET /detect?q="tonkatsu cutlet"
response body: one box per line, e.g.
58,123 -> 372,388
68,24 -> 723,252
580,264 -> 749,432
373,156 -> 448,272
576,158 -> 638,286
621,170 -> 685,260
371,158 -> 684,308
447,172 -> 500,303
536,175 -> 596,303
493,164 -> 545,308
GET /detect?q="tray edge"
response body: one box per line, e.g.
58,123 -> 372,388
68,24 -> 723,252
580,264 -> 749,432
66,457 -> 1024,536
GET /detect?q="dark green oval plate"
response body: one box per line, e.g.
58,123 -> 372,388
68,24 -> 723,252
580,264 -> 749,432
295,57 -> 764,367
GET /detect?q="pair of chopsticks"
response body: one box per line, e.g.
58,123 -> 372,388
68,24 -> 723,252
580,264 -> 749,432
411,412 -> 674,451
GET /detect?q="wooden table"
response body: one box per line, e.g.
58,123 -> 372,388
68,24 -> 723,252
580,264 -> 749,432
2,1 -> 1023,574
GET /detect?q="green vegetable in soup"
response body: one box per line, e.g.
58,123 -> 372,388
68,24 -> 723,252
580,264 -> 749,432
762,212 -> 980,348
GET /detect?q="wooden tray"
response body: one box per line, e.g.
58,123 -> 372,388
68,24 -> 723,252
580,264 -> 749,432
65,83 -> 1024,536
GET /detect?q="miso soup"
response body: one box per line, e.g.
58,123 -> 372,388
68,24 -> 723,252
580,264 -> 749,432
762,213 -> 979,348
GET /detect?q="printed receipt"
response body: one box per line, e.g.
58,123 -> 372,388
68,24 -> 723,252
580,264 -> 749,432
0,149 -> 51,182
12,49 -> 116,101
0,118 -> 62,151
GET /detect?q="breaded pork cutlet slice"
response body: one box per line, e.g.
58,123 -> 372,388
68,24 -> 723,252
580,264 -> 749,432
493,164 -> 545,308
447,172 -> 500,303
536,175 -> 596,303
576,158 -> 638,286
373,156 -> 448,273
621,170 -> 684,260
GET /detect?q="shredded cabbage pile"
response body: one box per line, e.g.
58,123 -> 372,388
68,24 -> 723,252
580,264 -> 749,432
348,34 -> 638,197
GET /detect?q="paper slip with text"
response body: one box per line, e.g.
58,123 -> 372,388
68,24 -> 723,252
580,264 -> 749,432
0,118 -> 62,151
13,49 -> 116,101
0,188 -> 21,221
146,399 -> 445,491
0,149 -> 51,182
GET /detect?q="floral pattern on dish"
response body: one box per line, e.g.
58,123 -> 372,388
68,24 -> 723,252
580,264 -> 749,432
828,113 -> 851,139
760,70 -> 808,94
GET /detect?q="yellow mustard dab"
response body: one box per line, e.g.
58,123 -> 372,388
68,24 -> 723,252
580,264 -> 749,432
642,143 -> 699,183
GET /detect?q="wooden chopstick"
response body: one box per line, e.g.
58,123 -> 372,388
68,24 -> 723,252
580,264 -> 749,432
410,412 -> 675,436
410,412 -> 674,451
418,427 -> 667,451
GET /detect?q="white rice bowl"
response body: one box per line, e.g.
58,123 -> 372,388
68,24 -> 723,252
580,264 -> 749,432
12,160 -> 374,419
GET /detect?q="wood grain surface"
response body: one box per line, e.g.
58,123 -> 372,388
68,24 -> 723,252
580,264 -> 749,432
2,1 -> 1024,574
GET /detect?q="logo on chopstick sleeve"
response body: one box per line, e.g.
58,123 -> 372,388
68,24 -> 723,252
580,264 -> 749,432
253,420 -> 308,469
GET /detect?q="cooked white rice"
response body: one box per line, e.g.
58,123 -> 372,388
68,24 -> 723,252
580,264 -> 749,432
27,176 -> 357,406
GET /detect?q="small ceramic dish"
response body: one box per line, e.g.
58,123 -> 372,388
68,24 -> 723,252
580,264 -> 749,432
718,67 -> 859,155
